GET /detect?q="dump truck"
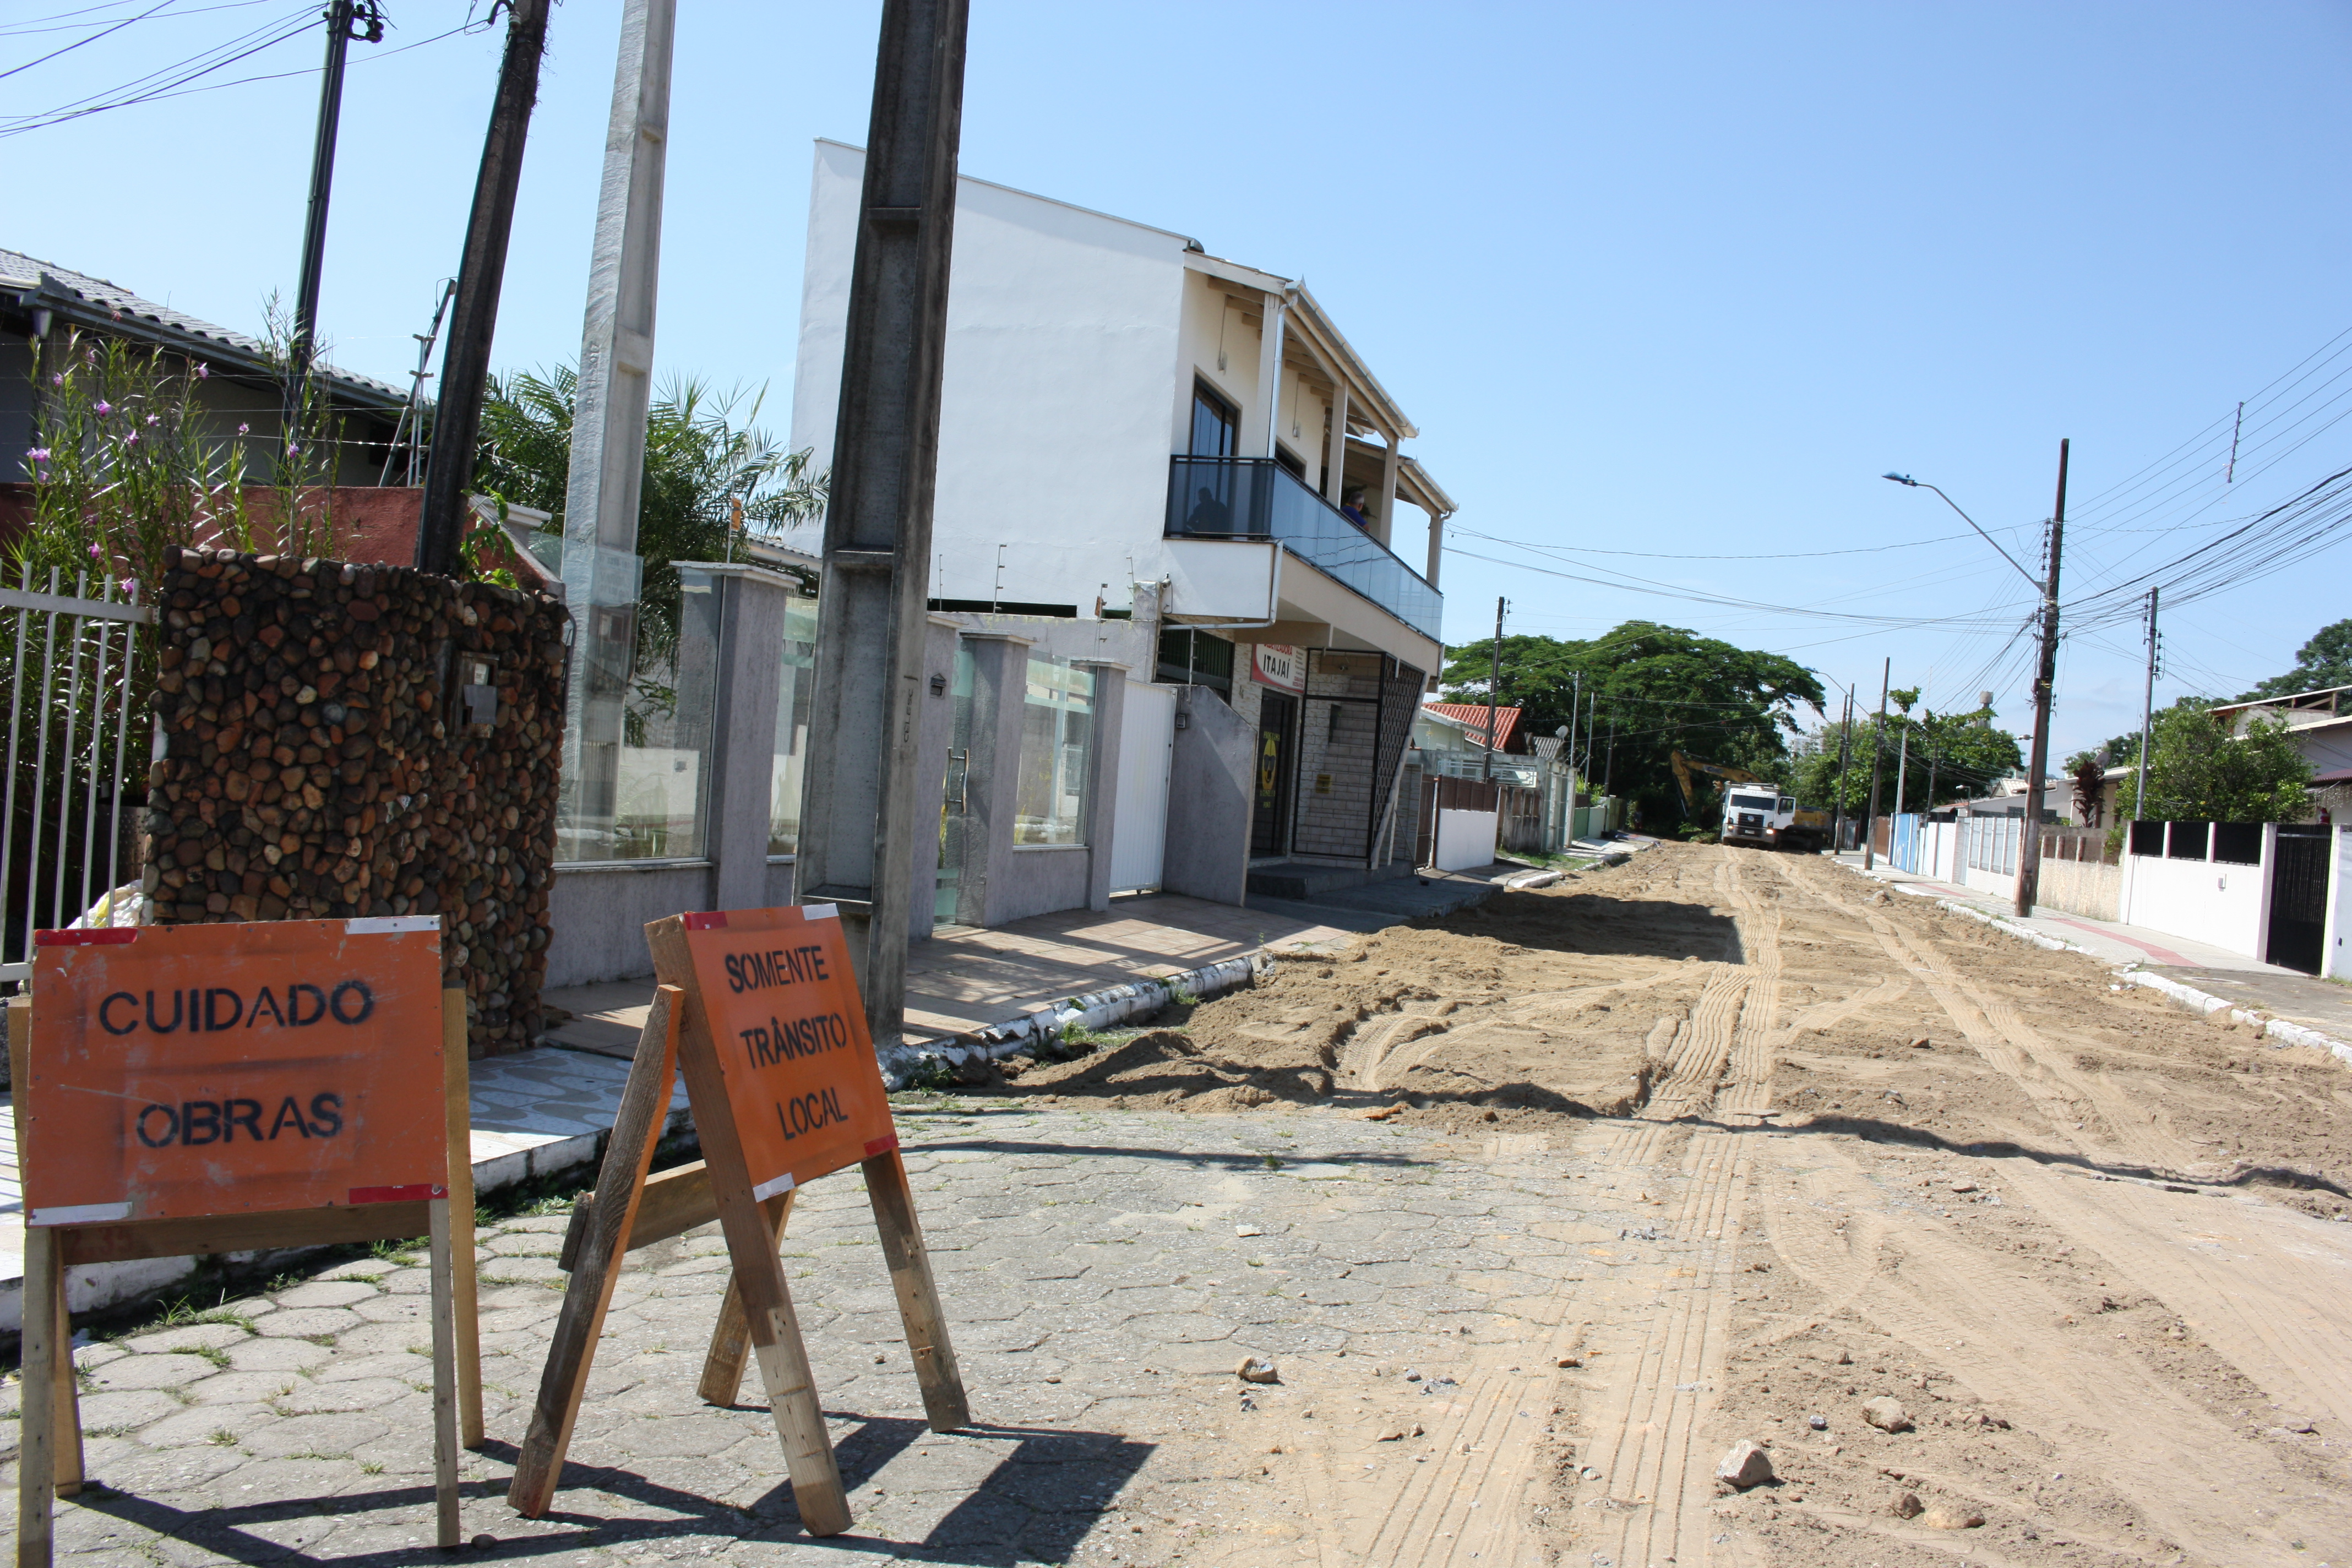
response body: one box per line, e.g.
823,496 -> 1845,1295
1669,752 -> 1832,853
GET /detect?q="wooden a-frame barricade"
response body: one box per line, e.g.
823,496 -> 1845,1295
13,918 -> 483,1568
509,906 -> 967,1536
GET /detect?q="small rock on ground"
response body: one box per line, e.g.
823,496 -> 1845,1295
1863,1395 -> 1913,1432
1716,1440 -> 1775,1490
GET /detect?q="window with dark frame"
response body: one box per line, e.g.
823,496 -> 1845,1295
1190,379 -> 1239,459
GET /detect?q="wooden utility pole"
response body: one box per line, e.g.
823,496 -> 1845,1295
284,1 -> 380,456
2016,439 -> 2070,917
414,0 -> 554,577
793,0 -> 970,1050
1482,596 -> 1505,781
1863,658 -> 1890,870
1830,687 -> 1854,852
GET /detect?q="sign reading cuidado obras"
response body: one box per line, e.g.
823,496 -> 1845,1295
676,903 -> 897,1201
24,916 -> 449,1226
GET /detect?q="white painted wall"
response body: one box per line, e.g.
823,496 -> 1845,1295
2326,826 -> 2351,980
2119,847 -> 2269,961
792,141 -> 1201,614
1110,681 -> 1175,893
1434,808 -> 1496,872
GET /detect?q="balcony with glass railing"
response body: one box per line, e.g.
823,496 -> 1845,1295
1163,455 -> 1442,640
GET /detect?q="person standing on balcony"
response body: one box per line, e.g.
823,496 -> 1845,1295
1341,486 -> 1371,529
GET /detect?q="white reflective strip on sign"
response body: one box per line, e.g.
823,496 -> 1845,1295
345,915 -> 441,935
803,903 -> 838,922
29,1201 -> 132,1227
751,1172 -> 798,1203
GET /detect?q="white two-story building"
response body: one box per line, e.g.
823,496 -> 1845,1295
786,141 -> 1457,922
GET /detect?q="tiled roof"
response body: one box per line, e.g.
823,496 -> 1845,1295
1423,701 -> 1521,749
0,246 -> 404,405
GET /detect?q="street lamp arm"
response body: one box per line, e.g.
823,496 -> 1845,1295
1882,472 -> 2043,593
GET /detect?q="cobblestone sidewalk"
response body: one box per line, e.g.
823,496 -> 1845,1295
1,1103 -> 1672,1566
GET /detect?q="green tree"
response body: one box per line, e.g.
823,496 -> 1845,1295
471,366 -> 827,662
1790,704 -> 2022,815
1439,622 -> 1825,830
2114,698 -> 2313,823
2239,618 -> 2352,701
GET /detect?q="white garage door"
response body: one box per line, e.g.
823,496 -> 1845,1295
1110,682 -> 1176,894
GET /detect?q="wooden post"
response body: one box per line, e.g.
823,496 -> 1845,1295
17,1227 -> 58,1568
427,1195 -> 462,1549
509,987 -> 682,1518
648,915 -> 852,1537
694,1189 -> 792,1407
11,994 -> 82,1516
440,990 -> 482,1446
862,1150 -> 969,1431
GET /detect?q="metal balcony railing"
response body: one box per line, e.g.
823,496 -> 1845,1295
1164,455 -> 1443,640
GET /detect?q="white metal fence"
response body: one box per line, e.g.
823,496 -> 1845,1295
3,569 -> 152,982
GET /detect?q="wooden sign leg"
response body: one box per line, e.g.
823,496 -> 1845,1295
863,1150 -> 970,1431
441,990 -> 483,1448
427,1196 -> 462,1549
509,988 -> 682,1518
17,1227 -> 58,1568
695,1189 -> 792,1408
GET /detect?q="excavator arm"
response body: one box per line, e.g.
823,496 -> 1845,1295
1669,750 -> 1762,808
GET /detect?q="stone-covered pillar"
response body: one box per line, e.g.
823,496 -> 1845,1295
1075,660 -> 1130,912
677,562 -> 797,917
953,632 -> 1032,929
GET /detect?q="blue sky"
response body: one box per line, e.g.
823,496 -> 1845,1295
14,1 -> 2352,764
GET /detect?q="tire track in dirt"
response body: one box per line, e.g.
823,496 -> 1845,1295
2008,1161 -> 2352,1432
1572,849 -> 1777,1567
1761,1135 -> 2352,1564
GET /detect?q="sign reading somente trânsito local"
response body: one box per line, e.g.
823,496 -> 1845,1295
24,917 -> 448,1226
677,905 -> 896,1200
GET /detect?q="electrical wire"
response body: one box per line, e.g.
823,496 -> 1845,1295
0,0 -> 173,78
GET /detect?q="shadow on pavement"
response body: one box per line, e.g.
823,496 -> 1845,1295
74,1420 -> 1150,1567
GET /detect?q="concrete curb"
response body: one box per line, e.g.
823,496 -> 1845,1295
884,948 -> 1276,1086
2116,968 -> 2352,1068
1831,853 -> 2352,1068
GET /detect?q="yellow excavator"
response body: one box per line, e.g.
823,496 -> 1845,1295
1670,752 -> 1831,852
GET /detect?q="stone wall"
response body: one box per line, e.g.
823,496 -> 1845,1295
141,546 -> 568,1058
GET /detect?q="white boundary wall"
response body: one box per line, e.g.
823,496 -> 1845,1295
2327,826 -> 2352,980
1435,808 -> 1498,872
2117,825 -> 2273,962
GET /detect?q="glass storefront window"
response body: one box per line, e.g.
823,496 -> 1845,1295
554,572 -> 718,863
767,593 -> 820,857
1014,656 -> 1093,846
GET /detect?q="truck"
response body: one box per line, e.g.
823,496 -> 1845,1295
1669,752 -> 1832,853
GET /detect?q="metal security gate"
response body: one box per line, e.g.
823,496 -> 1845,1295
3,569 -> 153,982
1108,680 -> 1174,894
2267,825 -> 2332,975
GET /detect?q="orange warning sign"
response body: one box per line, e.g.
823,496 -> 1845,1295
677,905 -> 896,1201
24,917 -> 449,1226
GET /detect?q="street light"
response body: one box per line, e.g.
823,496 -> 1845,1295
1881,473 -> 2039,590
1882,449 -> 2072,920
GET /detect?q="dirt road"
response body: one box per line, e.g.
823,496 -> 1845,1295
993,841 -> 2352,1566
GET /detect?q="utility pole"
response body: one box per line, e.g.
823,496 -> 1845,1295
1863,658 -> 1890,870
559,0 -> 679,857
282,0 -> 383,460
1830,687 -> 1854,852
2133,586 -> 2159,824
2016,439 -> 2070,918
413,0 -> 553,576
1894,725 -> 1909,819
1482,596 -> 1505,781
793,0 -> 970,1049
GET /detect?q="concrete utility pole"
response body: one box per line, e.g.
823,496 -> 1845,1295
1482,597 -> 1505,781
2016,439 -> 2070,917
794,0 -> 970,1049
414,0 -> 554,576
1863,658 -> 1889,870
1830,689 -> 1853,852
2133,586 -> 2159,824
284,0 -> 380,456
559,0 -> 678,842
